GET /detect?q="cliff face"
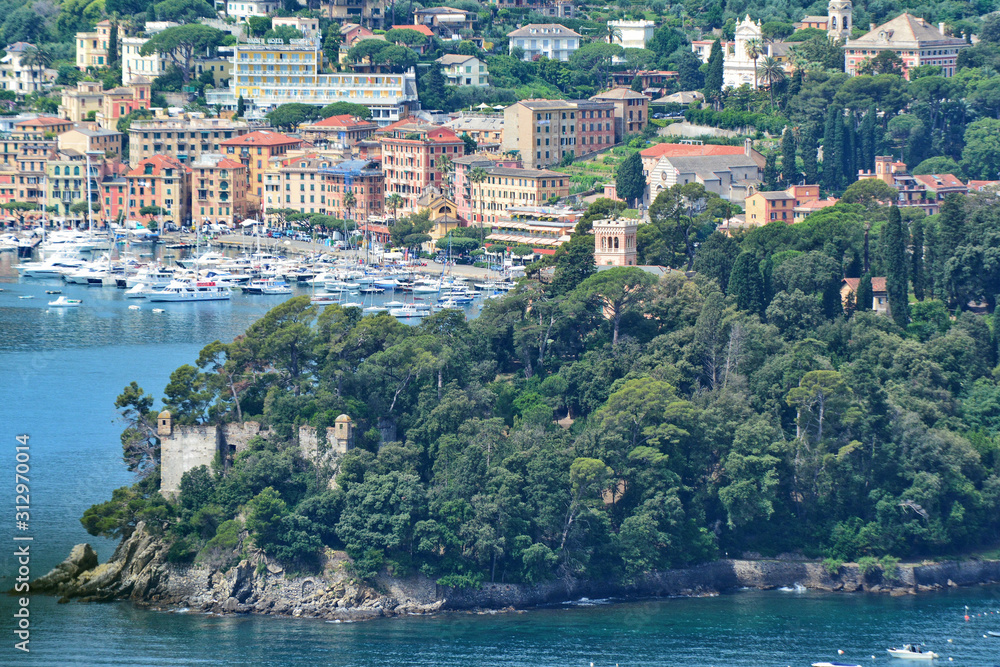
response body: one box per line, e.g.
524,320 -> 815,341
33,524 -> 1000,619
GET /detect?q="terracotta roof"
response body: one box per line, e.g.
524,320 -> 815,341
641,143 -> 746,158
220,130 -> 300,147
795,197 -> 838,210
16,117 -> 68,127
127,154 -> 189,177
843,276 -> 887,293
215,158 -> 244,169
912,173 -> 966,190
391,24 -> 435,37
968,180 -> 1000,191
310,114 -> 376,128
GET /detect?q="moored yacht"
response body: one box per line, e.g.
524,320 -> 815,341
148,279 -> 231,302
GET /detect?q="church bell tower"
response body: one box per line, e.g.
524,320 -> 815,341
827,0 -> 852,40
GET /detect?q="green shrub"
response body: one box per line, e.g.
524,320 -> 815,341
205,519 -> 243,552
166,536 -> 198,564
879,555 -> 900,582
436,572 -> 484,589
822,557 -> 843,576
857,555 -> 880,578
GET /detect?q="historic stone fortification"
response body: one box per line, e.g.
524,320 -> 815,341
158,412 -> 354,497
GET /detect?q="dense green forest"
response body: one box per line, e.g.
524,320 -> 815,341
84,191 -> 1000,587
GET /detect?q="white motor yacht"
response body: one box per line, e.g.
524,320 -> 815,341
148,279 -> 231,302
17,255 -> 87,278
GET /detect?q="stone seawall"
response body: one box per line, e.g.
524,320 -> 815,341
33,526 -> 1000,619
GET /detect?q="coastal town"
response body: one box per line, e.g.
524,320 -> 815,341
0,0 -> 995,262
9,0 -> 1000,663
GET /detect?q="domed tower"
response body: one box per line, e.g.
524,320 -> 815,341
828,0 -> 852,40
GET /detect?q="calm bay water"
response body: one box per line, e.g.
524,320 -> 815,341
2,249 -> 1000,666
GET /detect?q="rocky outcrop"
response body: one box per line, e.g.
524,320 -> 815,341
35,529 -> 1000,619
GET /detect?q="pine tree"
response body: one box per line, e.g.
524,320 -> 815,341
236,95 -> 246,118
823,106 -> 840,190
910,216 -> 924,301
860,105 -> 876,174
856,272 -> 873,312
703,40 -> 724,106
884,206 -> 910,326
108,23 -> 119,68
729,252 -> 765,315
832,113 -> 846,190
615,151 -> 644,206
781,127 -> 797,186
801,123 -> 818,184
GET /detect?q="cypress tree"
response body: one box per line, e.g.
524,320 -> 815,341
764,153 -> 779,190
923,219 -> 938,299
703,40 -> 724,105
937,193 -> 965,306
236,95 -> 246,118
781,127 -> 797,186
910,216 -> 924,301
860,105 -> 876,174
108,22 -> 119,68
842,116 -> 856,186
884,206 -> 910,326
832,113 -> 846,189
856,272 -> 873,312
823,106 -> 840,190
615,151 -> 644,207
729,252 -> 765,315
801,123 -> 818,184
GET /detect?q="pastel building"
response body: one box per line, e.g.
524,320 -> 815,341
126,154 -> 191,228
502,99 -> 616,169
507,24 -> 581,62
378,119 -> 465,214
593,217 -> 637,266
608,20 -> 655,50
844,14 -> 968,78
76,20 -> 114,70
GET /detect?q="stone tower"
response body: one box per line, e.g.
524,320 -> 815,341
331,414 -> 354,454
157,410 -> 172,436
593,217 -> 637,267
827,0 -> 852,40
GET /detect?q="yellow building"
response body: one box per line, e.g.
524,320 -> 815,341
76,20 -> 114,70
193,56 -> 233,89
470,166 -> 571,226
129,116 -> 251,165
59,81 -> 104,123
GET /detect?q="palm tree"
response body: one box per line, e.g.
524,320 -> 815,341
468,167 -> 488,229
342,190 -> 357,223
21,47 -> 52,92
603,24 -> 623,45
756,56 -> 786,112
386,193 -> 403,221
438,153 -> 453,199
744,38 -> 764,89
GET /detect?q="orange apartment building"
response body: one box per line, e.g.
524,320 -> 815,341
745,185 -> 821,225
378,119 -> 465,214
221,130 -> 302,204
191,154 -> 247,226
126,154 -> 191,228
12,117 -> 73,140
857,155 -> 941,214
502,99 -> 617,169
321,159 -> 384,222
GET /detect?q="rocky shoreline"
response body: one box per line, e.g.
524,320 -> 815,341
31,522 -> 1000,620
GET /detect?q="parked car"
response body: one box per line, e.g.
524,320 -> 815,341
652,113 -> 664,119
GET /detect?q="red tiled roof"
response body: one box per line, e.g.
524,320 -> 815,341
641,143 -> 747,158
220,130 -> 301,147
215,158 -> 245,169
16,117 -> 68,127
968,180 -> 1000,191
311,114 -> 376,128
843,276 -> 887,294
127,154 -> 188,177
912,173 -> 966,189
391,24 -> 434,37
796,197 -> 838,210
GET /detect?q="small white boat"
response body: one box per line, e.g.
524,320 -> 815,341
988,630 -> 1000,637
389,303 -> 431,318
18,295 -> 33,299
148,280 -> 231,302
261,280 -> 292,295
48,296 -> 82,307
128,305 -> 140,310
310,293 -> 340,306
126,283 -> 151,299
362,305 -> 388,314
887,645 -> 938,660
152,308 -> 165,313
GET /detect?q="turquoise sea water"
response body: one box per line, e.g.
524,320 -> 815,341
2,249 -> 1000,666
